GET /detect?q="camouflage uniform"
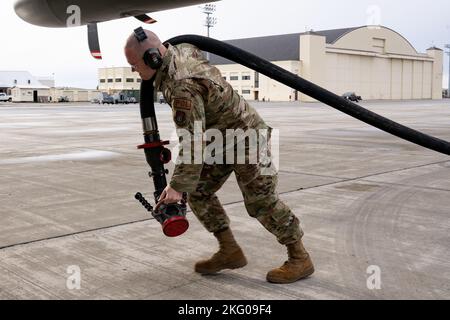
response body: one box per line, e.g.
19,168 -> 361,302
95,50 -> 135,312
155,44 -> 303,245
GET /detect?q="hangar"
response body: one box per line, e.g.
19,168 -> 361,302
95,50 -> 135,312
210,26 -> 443,102
0,71 -> 45,94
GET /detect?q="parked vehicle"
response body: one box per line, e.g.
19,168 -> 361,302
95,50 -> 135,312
115,95 -> 131,104
342,92 -> 362,102
91,93 -> 103,104
98,92 -> 137,105
114,93 -> 138,104
58,96 -> 69,103
102,95 -> 115,105
0,93 -> 12,102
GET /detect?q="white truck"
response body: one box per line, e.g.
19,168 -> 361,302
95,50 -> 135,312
0,93 -> 12,102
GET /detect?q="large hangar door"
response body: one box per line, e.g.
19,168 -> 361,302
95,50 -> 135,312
326,53 -> 434,100
391,59 -> 403,100
412,60 -> 424,99
372,57 -> 391,100
422,62 -> 433,99
326,53 -> 369,98
402,60 -> 413,99
327,53 -> 393,100
391,59 -> 432,100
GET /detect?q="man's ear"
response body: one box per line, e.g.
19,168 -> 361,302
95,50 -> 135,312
159,44 -> 168,56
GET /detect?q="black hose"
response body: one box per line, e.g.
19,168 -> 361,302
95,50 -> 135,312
139,79 -> 167,199
166,35 -> 450,156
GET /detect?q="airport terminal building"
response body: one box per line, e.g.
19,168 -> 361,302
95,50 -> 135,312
210,26 -> 444,102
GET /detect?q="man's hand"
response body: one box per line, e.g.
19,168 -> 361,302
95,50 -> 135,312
155,185 -> 183,211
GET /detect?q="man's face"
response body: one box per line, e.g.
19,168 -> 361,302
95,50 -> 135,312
126,49 -> 156,81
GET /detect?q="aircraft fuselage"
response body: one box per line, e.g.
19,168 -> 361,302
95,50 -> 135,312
14,0 -> 217,27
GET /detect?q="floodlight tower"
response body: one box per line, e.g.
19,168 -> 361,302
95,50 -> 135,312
202,4 -> 217,38
446,44 -> 450,98
200,4 -> 217,60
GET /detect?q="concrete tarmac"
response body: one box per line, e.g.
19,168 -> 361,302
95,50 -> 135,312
0,99 -> 449,300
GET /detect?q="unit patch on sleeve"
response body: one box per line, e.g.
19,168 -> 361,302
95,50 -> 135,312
174,110 -> 187,127
173,98 -> 192,111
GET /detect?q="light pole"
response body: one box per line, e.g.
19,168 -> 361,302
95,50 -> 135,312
202,4 -> 217,38
201,4 -> 217,60
445,44 -> 450,98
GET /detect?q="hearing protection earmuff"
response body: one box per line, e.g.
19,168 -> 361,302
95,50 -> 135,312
134,27 -> 163,70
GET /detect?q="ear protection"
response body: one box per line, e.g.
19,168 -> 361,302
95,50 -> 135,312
133,27 -> 163,70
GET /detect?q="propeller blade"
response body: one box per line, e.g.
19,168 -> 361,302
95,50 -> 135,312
87,23 -> 102,60
135,14 -> 157,24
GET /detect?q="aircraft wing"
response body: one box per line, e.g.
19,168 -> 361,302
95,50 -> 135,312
14,0 -> 218,28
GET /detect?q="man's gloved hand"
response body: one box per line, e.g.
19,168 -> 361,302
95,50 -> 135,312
155,185 -> 183,211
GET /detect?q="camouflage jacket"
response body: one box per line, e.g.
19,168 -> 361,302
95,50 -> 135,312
155,43 -> 269,193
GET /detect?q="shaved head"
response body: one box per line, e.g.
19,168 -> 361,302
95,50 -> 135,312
125,29 -> 163,59
124,29 -> 167,80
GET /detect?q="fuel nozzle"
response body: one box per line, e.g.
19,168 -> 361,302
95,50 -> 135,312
135,192 -> 154,213
135,192 -> 189,237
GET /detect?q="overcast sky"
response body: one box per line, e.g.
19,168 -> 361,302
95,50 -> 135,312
0,0 -> 449,89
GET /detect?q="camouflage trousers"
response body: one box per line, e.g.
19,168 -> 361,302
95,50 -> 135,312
187,155 -> 304,245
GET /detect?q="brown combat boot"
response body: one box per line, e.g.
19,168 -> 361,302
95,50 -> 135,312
195,228 -> 248,275
266,240 -> 314,284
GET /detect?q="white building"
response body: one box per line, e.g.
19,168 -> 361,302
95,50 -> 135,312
0,71 -> 45,94
98,67 -> 142,93
210,26 -> 444,102
0,71 -> 53,103
1,71 -> 100,103
49,87 -> 101,103
11,84 -> 51,103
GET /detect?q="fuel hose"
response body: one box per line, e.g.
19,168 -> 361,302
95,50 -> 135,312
166,35 -> 450,156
